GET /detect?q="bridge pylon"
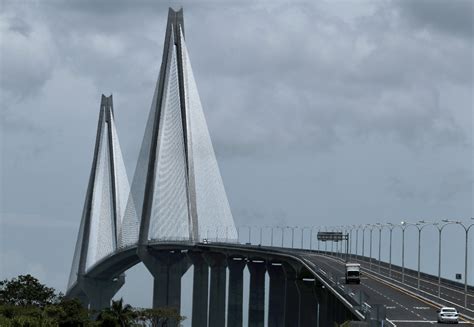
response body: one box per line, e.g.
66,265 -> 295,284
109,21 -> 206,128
67,94 -> 130,308
129,7 -> 238,246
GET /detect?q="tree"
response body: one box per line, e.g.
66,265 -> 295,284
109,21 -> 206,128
97,298 -> 135,327
0,275 -> 58,307
45,298 -> 90,326
134,307 -> 185,327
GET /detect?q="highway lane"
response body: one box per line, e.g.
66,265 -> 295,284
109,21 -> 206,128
342,255 -> 474,312
301,253 -> 474,326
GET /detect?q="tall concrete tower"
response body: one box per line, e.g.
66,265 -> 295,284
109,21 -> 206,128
129,8 -> 238,245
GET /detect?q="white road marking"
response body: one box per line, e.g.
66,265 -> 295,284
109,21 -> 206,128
390,320 -> 471,324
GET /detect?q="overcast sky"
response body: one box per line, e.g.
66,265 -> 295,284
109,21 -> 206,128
0,0 -> 472,319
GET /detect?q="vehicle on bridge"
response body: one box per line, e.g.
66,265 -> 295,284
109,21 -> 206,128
437,307 -> 459,324
345,263 -> 361,284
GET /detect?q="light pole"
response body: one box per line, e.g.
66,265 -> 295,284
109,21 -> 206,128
445,219 -> 474,307
355,226 -> 361,259
332,226 -> 339,257
310,226 -> 318,250
431,220 -> 457,298
270,226 -> 275,246
331,226 -> 339,257
368,225 -> 374,270
286,226 -> 297,248
374,223 -> 383,273
385,222 -> 402,278
301,227 -> 310,249
401,220 -> 430,290
277,226 -> 284,247
361,225 -> 367,258
336,225 -> 343,257
348,225 -> 357,259
324,227 -> 328,253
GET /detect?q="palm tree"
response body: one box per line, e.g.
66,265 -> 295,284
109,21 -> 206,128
98,298 -> 135,327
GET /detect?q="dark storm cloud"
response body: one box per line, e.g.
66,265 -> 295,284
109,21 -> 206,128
2,1 -> 470,158
396,0 -> 474,38
1,0 -> 472,298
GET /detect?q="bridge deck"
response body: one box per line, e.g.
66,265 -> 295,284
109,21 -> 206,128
301,253 -> 473,326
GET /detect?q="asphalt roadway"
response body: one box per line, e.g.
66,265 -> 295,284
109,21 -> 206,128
300,253 -> 474,326
340,254 -> 474,313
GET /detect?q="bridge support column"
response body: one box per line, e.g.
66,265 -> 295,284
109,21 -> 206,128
227,257 -> 246,327
283,264 -> 300,326
188,252 -> 209,327
71,290 -> 89,309
139,249 -> 190,319
248,260 -> 266,327
267,263 -> 285,327
79,274 -> 125,312
296,279 -> 318,327
204,253 -> 227,327
314,284 -> 329,326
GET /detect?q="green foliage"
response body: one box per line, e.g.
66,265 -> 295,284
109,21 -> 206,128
0,275 -> 59,307
0,275 -> 186,327
133,307 -> 185,327
97,298 -> 135,327
46,298 -> 90,326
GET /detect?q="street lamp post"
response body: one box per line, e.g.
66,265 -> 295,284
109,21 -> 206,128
401,220 -> 430,290
310,226 -> 318,250
240,226 -> 251,244
362,225 -> 367,259
287,226 -> 296,248
369,225 -> 373,270
355,227 -> 360,259
375,223 -> 383,273
348,226 -> 356,260
463,219 -> 474,308
431,220 -> 457,298
278,226 -> 284,247
445,219 -> 474,307
270,226 -> 275,247
301,227 -> 310,249
385,222 -> 402,278
324,227 -> 328,253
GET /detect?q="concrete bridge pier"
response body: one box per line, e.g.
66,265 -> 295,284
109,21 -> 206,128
283,263 -> 300,326
204,253 -> 227,327
314,284 -> 329,326
139,249 -> 190,317
227,257 -> 246,327
188,252 -> 209,327
267,263 -> 286,327
296,279 -> 318,327
248,260 -> 266,327
79,274 -> 125,312
74,290 -> 90,309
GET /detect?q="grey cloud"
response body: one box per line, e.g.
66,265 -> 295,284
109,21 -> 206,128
1,0 -> 472,295
0,13 -> 57,100
2,1 -> 469,159
396,0 -> 474,38
386,169 -> 473,203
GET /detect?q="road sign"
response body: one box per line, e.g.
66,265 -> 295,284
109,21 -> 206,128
317,232 -> 348,242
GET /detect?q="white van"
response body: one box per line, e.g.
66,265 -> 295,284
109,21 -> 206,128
345,263 -> 361,284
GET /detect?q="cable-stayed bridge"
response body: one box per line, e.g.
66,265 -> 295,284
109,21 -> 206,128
66,8 -> 473,327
